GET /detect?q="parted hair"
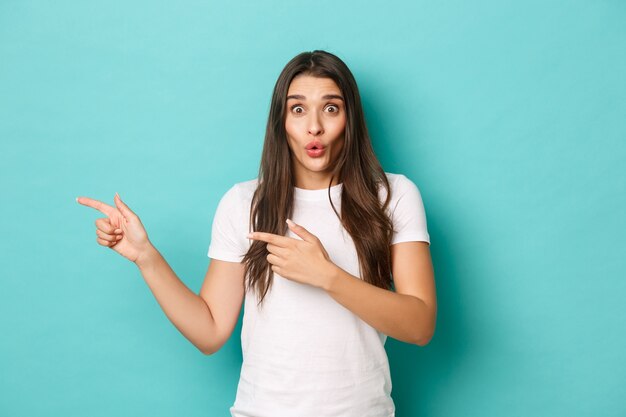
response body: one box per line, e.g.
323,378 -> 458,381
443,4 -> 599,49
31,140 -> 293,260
243,50 -> 394,307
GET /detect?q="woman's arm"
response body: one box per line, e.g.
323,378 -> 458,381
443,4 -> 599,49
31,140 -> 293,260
137,248 -> 245,355
250,219 -> 436,346
323,241 -> 436,346
78,193 -> 245,354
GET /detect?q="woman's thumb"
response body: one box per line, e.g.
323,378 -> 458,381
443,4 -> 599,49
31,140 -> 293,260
114,192 -> 136,219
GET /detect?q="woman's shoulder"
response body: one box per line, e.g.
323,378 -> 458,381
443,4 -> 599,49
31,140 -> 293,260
382,172 -> 421,197
384,172 -> 415,187
232,177 -> 259,195
218,177 -> 258,204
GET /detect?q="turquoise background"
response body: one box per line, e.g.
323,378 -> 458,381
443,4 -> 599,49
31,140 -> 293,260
1,1 -> 624,416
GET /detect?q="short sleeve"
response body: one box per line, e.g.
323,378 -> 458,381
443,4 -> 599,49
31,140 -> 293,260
390,175 -> 431,246
207,184 -> 248,263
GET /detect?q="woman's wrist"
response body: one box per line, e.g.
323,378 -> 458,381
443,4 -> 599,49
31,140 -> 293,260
135,243 -> 159,270
321,261 -> 342,292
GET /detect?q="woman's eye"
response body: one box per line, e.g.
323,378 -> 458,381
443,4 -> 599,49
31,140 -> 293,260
326,105 -> 339,113
291,105 -> 304,114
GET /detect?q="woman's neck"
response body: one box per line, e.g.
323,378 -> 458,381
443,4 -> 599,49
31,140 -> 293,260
294,172 -> 340,190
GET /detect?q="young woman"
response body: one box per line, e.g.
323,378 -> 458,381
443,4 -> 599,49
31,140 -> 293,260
77,50 -> 436,417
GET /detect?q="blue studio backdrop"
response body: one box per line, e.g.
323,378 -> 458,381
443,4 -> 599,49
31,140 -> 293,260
1,1 -> 624,416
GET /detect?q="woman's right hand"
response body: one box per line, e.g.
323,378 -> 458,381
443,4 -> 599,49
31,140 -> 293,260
76,192 -> 153,265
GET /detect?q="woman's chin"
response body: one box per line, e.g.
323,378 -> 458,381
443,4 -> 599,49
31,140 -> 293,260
305,160 -> 333,173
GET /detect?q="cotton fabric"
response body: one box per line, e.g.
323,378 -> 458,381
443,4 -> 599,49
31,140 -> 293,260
208,173 -> 430,417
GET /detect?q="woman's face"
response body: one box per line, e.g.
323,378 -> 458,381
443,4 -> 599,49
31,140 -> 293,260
284,74 -> 346,189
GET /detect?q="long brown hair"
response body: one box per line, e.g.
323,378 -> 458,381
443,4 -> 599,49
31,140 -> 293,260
243,50 -> 394,306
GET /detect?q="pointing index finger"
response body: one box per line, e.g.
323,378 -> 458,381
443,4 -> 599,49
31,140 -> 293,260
247,232 -> 292,247
76,196 -> 116,217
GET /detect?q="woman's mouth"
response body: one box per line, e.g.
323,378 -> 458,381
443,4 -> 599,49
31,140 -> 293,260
305,140 -> 326,158
306,147 -> 326,158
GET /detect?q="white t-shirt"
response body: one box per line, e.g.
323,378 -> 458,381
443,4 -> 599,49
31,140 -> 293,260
207,173 -> 430,417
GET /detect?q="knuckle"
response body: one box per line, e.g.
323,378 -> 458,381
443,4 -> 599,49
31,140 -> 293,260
97,231 -> 112,242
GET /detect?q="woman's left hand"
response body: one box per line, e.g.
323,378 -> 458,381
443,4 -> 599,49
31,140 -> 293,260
247,219 -> 337,289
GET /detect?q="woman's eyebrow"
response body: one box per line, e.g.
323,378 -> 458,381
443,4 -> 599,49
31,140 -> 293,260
286,94 -> 344,101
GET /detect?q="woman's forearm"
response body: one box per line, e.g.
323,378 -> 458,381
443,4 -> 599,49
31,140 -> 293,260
135,245 -> 217,354
323,264 -> 436,346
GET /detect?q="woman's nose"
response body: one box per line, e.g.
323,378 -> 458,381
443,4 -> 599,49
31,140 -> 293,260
308,112 -> 324,136
307,113 -> 324,136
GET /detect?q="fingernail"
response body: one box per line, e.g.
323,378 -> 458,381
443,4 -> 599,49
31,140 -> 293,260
246,233 -> 253,239
116,235 -> 123,240
114,229 -> 122,234
286,219 -> 295,227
